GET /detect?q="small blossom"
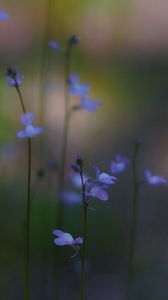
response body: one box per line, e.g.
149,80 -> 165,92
48,40 -> 60,51
79,97 -> 101,112
68,73 -> 90,97
95,167 -> 117,185
17,112 -> 44,139
145,170 -> 167,185
5,67 -> 24,87
53,229 -> 83,246
70,172 -> 88,188
0,10 -> 9,21
86,186 -> 109,201
61,192 -> 82,205
110,154 -> 129,174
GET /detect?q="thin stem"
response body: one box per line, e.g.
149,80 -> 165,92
24,137 -> 31,300
15,86 -> 31,300
127,141 -> 141,300
80,167 -> 88,300
57,45 -> 71,227
16,86 -> 26,113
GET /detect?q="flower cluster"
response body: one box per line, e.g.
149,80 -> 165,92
69,73 -> 101,112
17,112 -> 44,139
5,67 -> 24,87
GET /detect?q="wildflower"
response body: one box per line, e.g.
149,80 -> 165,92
145,170 -> 167,185
5,67 -> 24,87
70,172 -> 88,188
95,167 -> 117,185
53,230 -> 83,246
48,40 -> 60,51
68,73 -> 90,97
110,154 -> 129,174
73,97 -> 101,112
0,10 -> 9,21
61,192 -> 82,205
87,186 -> 109,201
17,112 -> 44,138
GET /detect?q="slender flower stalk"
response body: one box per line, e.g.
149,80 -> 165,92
57,40 -> 72,227
127,140 -> 141,300
16,88 -> 31,300
78,158 -> 88,300
5,68 -> 43,300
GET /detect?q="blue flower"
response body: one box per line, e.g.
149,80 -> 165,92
5,67 -> 24,87
145,170 -> 167,185
110,154 -> 129,174
68,73 -> 90,97
53,230 -> 83,246
86,185 -> 109,201
17,112 -> 44,138
95,167 -> 117,185
61,192 -> 82,205
0,10 -> 9,21
79,97 -> 101,112
48,40 -> 60,51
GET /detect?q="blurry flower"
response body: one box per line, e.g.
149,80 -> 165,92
5,67 -> 24,87
61,192 -> 82,205
110,154 -> 129,174
86,185 -> 109,201
72,97 -> 101,112
53,229 -> 83,246
17,112 -> 44,138
145,170 -> 167,185
0,10 -> 9,21
48,40 -> 60,51
95,167 -> 117,185
70,171 -> 88,188
68,73 -> 90,97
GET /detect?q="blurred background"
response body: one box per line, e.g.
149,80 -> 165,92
1,0 -> 168,299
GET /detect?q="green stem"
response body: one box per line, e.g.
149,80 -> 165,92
15,87 -> 31,300
80,167 -> 88,300
24,137 -> 31,300
57,45 -> 71,227
127,141 -> 141,300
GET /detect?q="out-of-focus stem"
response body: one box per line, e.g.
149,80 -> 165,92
80,166 -> 88,300
57,45 -> 71,228
127,140 -> 141,300
16,87 -> 31,300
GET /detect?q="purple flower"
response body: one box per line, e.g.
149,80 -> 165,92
53,229 -> 83,246
79,97 -> 101,112
70,172 -> 88,188
145,170 -> 167,185
61,192 -> 82,205
48,40 -> 60,51
110,154 -> 129,174
68,73 -> 90,97
87,186 -> 109,201
17,112 -> 44,138
5,67 -> 24,87
0,11 -> 9,21
95,167 -> 117,185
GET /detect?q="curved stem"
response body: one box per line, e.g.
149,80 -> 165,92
127,141 -> 141,300
80,167 -> 88,300
16,86 -> 26,113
